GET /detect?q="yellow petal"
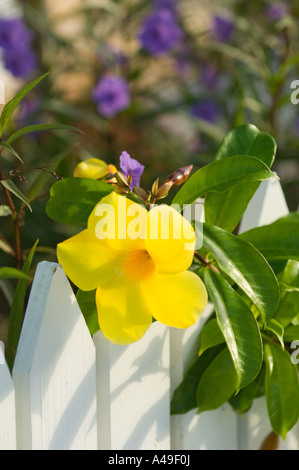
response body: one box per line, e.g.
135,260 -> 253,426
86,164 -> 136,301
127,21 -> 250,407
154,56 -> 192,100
57,229 -> 119,291
88,192 -> 148,253
145,204 -> 195,274
142,270 -> 208,329
96,274 -> 152,344
74,158 -> 115,179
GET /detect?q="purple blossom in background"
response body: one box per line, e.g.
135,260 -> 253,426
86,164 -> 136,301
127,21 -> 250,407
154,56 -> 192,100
3,47 -> 37,79
201,64 -> 219,91
266,3 -> 287,21
0,18 -> 32,51
155,0 -> 177,15
0,17 -> 37,78
92,76 -> 130,118
139,9 -> 183,55
119,151 -> 145,188
212,15 -> 234,42
192,99 -> 221,124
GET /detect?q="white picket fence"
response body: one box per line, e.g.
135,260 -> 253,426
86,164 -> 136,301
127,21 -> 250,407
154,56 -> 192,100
1,178 -> 299,450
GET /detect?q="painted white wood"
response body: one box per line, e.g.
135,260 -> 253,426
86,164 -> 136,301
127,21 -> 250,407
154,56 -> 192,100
170,306 -> 238,450
12,262 -> 97,450
94,322 -> 170,450
0,343 -> 16,450
239,178 -> 289,234
237,179 -> 298,450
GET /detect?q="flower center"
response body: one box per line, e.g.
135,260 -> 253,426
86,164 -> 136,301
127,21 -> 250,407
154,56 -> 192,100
122,249 -> 155,281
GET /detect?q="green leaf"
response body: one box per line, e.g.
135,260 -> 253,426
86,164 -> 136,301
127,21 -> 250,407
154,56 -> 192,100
0,72 -> 49,136
240,219 -> 299,261
198,317 -> 225,356
266,319 -> 285,349
76,289 -> 99,335
273,290 -> 299,328
46,177 -> 114,226
229,366 -> 265,415
172,155 -> 277,208
0,179 -> 32,212
200,223 -> 280,324
171,345 -> 224,415
264,343 -> 299,439
284,325 -> 299,343
6,123 -> 84,145
0,267 -> 31,281
204,269 -> 263,390
205,124 -> 276,232
196,347 -> 238,413
5,240 -> 38,371
0,205 -> 12,216
0,142 -> 24,163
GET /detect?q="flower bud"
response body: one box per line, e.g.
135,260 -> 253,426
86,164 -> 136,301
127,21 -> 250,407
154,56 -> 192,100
166,165 -> 193,186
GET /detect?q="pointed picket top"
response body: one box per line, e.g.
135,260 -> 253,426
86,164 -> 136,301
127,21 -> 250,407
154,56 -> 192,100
239,178 -> 289,233
13,262 -> 97,450
0,340 -> 16,450
94,322 -> 171,450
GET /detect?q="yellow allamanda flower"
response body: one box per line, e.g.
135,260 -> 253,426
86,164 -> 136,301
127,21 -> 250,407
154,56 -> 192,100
57,192 -> 208,345
74,157 -> 117,180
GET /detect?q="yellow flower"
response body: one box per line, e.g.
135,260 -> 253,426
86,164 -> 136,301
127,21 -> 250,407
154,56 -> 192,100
74,157 -> 116,180
57,192 -> 208,344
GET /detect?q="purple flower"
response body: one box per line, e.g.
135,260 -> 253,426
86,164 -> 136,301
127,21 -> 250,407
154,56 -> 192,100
266,3 -> 287,21
119,151 -> 145,188
192,100 -> 221,124
201,64 -> 219,91
139,10 -> 183,55
92,76 -> 130,118
0,17 -> 37,78
212,15 -> 234,42
3,47 -> 37,78
155,0 -> 177,15
0,18 -> 32,51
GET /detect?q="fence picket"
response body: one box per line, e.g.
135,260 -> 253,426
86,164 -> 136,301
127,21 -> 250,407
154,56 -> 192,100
12,262 -> 97,450
238,179 -> 295,450
0,343 -> 16,450
94,323 -> 171,450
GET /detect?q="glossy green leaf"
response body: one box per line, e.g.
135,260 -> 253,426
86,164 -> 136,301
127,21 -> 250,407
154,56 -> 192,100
171,345 -> 224,415
266,319 -> 284,349
5,240 -> 38,371
76,289 -> 99,335
6,123 -> 84,145
264,343 -> 299,439
205,125 -> 276,232
196,347 -> 238,413
200,223 -> 280,324
198,317 -> 225,356
0,72 -> 49,136
0,179 -> 32,212
0,267 -> 31,281
46,177 -> 114,226
284,325 -> 299,343
172,155 -> 277,208
229,366 -> 265,415
204,269 -> 263,390
240,218 -> 299,261
0,142 -> 24,163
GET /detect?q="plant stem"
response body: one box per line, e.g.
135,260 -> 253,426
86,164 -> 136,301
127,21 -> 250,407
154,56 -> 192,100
0,166 -> 22,269
194,251 -> 220,274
